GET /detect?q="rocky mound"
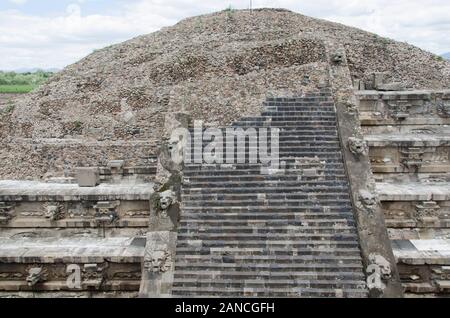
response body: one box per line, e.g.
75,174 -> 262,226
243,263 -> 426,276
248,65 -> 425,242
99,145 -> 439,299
1,8 -> 449,179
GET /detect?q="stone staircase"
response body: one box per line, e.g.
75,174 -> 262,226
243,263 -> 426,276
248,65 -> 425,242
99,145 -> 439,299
172,90 -> 368,297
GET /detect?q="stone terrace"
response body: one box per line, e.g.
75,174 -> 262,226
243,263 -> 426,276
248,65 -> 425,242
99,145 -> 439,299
357,88 -> 450,296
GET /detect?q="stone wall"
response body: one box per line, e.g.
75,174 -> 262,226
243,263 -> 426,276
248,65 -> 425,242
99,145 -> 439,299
1,62 -> 328,180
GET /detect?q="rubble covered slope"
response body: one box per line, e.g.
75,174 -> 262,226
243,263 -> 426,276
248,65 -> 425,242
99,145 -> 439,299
1,8 -> 449,179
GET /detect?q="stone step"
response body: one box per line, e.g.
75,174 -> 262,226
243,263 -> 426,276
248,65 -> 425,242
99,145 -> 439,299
264,103 -> 334,107
182,189 -> 349,195
179,220 -> 356,227
171,287 -> 367,298
234,119 -> 338,124
176,241 -> 362,250
239,115 -> 338,120
183,164 -> 345,172
276,135 -> 339,140
174,270 -> 365,280
265,99 -> 334,102
260,111 -> 337,116
189,128 -> 338,134
262,105 -> 335,110
181,201 -> 352,209
185,148 -> 342,154
185,145 -> 342,150
186,175 -> 348,188
264,107 -> 336,112
183,199 -> 351,206
183,160 -> 345,167
182,190 -> 350,197
183,187 -> 350,195
175,253 -> 362,261
188,141 -> 341,147
239,116 -> 338,121
183,169 -> 346,176
183,179 -> 349,186
175,247 -> 361,256
233,123 -> 338,128
173,287 -> 367,298
178,226 -> 357,235
181,200 -> 352,208
183,191 -> 351,198
172,278 -> 366,289
181,193 -> 351,200
185,173 -> 346,179
264,98 -> 333,103
176,233 -> 359,241
182,154 -> 343,160
184,178 -> 348,185
173,262 -> 364,271
180,212 -> 355,221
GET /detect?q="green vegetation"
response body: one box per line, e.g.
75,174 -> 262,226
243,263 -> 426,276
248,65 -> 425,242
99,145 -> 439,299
225,5 -> 235,12
0,70 -> 54,93
73,120 -> 82,129
0,85 -> 36,93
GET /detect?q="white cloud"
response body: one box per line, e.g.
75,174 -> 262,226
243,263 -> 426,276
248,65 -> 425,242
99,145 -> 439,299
0,0 -> 449,70
66,4 -> 81,16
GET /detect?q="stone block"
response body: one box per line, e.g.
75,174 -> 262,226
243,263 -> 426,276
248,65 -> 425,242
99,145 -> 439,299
303,168 -> 318,177
76,168 -> 99,187
373,72 -> 385,89
378,83 -> 406,91
108,160 -> 125,169
108,160 -> 125,175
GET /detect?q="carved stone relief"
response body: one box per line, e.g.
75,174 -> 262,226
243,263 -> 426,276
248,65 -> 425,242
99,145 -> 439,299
0,202 -> 15,224
366,254 -> 392,294
94,201 -> 120,223
356,190 -> 379,215
415,201 -> 440,222
387,100 -> 412,121
400,147 -> 425,170
348,137 -> 369,157
44,202 -> 65,221
26,267 -> 46,286
81,263 -> 107,289
144,249 -> 172,273
437,99 -> 450,118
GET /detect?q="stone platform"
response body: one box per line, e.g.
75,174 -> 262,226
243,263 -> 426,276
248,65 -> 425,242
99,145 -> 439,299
0,237 -> 145,296
0,181 -> 153,201
393,239 -> 450,297
358,88 -> 450,297
0,181 -> 154,230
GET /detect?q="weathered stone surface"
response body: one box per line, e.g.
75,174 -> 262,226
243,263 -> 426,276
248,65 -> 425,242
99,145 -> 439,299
171,91 -> 369,298
348,137 -> 369,157
1,8 -> 450,299
0,237 -> 144,293
357,86 -> 450,297
327,42 -> 404,298
1,9 -> 449,179
392,240 -> 450,296
140,231 -> 177,298
76,167 -> 99,187
0,180 -> 154,201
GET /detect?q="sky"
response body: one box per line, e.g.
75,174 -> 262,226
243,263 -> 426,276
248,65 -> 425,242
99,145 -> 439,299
0,0 -> 449,71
